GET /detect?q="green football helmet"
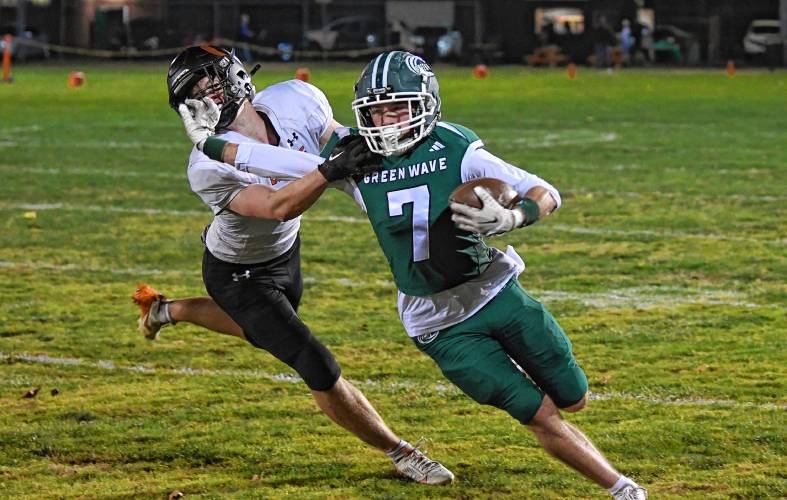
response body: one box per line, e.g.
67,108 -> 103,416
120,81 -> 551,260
352,51 -> 441,156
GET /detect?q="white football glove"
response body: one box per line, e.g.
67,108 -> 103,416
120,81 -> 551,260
177,97 -> 221,150
450,186 -> 525,236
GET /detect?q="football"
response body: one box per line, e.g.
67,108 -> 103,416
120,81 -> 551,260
449,177 -> 520,209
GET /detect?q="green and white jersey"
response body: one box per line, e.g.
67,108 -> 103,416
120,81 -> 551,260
323,122 -> 562,337
328,122 -> 490,296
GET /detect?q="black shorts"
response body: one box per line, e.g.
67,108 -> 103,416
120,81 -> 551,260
202,237 -> 341,391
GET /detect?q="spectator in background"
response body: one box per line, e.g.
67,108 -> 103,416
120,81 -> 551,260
631,20 -> 648,65
592,16 -> 616,70
620,19 -> 635,65
237,13 -> 253,63
539,20 -> 556,47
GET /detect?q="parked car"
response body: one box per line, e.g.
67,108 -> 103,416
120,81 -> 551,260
389,20 -> 425,54
652,25 -> 700,65
743,19 -> 782,55
304,15 -> 383,52
305,16 -> 424,55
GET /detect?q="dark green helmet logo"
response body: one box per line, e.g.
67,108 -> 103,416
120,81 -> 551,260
403,54 -> 434,78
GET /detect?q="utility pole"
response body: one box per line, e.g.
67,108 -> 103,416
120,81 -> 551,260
59,0 -> 67,60
15,0 -> 26,34
213,0 -> 221,41
15,0 -> 26,61
474,0 -> 483,47
781,0 -> 787,67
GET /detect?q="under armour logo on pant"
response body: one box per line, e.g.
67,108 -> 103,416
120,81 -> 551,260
232,270 -> 251,281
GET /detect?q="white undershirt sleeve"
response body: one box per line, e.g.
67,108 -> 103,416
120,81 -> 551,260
235,142 -> 324,180
460,144 -> 562,209
328,179 -> 367,213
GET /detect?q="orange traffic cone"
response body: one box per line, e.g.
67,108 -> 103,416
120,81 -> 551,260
473,64 -> 489,79
68,71 -> 85,87
295,67 -> 310,82
2,34 -> 12,83
567,63 -> 577,80
726,60 -> 736,77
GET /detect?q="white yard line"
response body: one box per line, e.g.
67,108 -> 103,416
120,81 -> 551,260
2,351 -> 782,411
563,189 -> 785,203
2,202 -> 207,217
0,260 -> 171,276
0,259 -> 769,309
1,202 -> 359,221
1,201 -> 783,245
537,162 -> 779,179
508,132 -> 619,148
0,165 -> 184,180
0,139 -> 181,150
548,223 -> 786,245
0,125 -> 42,134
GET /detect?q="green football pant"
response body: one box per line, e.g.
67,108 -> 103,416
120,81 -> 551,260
413,277 -> 588,424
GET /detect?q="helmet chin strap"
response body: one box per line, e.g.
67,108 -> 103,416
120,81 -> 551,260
217,99 -> 246,132
236,99 -> 248,115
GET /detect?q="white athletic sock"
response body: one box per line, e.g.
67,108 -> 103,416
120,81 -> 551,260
386,440 -> 411,462
159,301 -> 173,324
608,475 -> 638,495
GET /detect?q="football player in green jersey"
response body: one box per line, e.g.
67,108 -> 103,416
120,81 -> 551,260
143,50 -> 647,499
321,51 -> 647,500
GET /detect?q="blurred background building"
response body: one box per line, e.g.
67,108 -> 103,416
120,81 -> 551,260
1,0 -> 785,66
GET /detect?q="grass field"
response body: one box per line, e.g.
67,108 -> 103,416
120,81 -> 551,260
0,62 -> 785,499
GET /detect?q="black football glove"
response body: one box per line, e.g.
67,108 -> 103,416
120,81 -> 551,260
318,135 -> 383,182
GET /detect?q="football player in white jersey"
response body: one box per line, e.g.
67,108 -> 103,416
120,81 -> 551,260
157,49 -> 647,500
133,45 -> 454,486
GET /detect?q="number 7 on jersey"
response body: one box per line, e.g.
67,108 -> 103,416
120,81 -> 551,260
387,185 -> 431,262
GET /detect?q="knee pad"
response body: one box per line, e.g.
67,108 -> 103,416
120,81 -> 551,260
280,334 -> 341,392
239,309 -> 341,391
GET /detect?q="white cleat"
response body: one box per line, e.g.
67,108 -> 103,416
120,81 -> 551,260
393,440 -> 454,485
613,485 -> 648,500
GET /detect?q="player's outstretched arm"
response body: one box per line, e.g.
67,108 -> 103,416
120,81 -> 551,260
181,100 -> 362,181
228,169 -> 330,221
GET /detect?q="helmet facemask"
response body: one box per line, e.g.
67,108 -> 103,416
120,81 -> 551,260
201,55 -> 254,131
168,46 -> 256,131
352,92 -> 439,156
